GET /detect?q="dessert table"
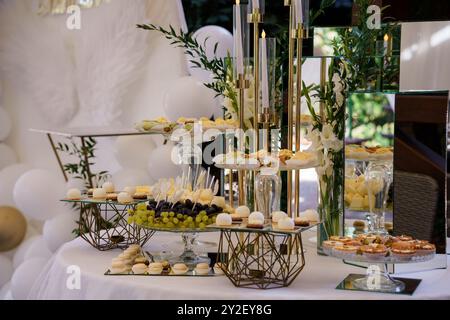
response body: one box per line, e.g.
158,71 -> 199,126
28,229 -> 450,300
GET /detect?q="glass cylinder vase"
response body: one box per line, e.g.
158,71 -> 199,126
317,150 -> 344,255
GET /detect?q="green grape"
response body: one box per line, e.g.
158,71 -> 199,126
141,215 -> 148,222
183,215 -> 188,220
161,212 -> 168,218
169,212 -> 175,217
187,217 -> 193,223
127,217 -> 134,224
163,217 -> 169,224
127,209 -> 134,215
199,210 -> 207,216
199,222 -> 206,229
188,222 -> 195,229
149,210 -> 155,216
136,203 -> 147,211
173,218 -> 179,225
166,222 -> 175,228
135,217 -> 143,225
177,213 -> 183,219
202,216 -> 208,222
195,216 -> 202,223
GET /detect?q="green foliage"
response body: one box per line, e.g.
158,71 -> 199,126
137,23 -> 236,117
347,93 -> 394,146
56,137 -> 110,237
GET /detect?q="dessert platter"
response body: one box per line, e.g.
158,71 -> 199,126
213,149 -> 319,171
125,171 -> 234,267
323,233 -> 436,292
104,244 -> 226,276
135,116 -> 239,134
61,182 -> 156,250
345,144 -> 393,162
207,208 -> 320,232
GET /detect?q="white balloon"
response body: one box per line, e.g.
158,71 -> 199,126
188,26 -> 233,82
112,168 -> 152,190
66,177 -> 85,190
0,164 -> 32,206
24,236 -> 52,261
13,169 -> 65,221
0,281 -> 11,300
12,235 -> 39,269
163,76 -> 215,120
0,255 -> 13,287
114,136 -> 156,170
43,209 -> 78,252
147,144 -> 182,181
0,144 -> 17,170
0,108 -> 12,141
11,258 -> 47,299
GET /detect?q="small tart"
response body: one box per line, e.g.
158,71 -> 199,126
391,241 -> 415,251
334,245 -> 359,254
360,244 -> 388,258
396,235 -> 413,242
329,236 -> 352,244
134,256 -> 149,265
322,240 -> 344,249
391,248 -> 416,258
414,243 -> 436,256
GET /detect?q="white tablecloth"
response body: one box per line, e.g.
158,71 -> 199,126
29,230 -> 450,300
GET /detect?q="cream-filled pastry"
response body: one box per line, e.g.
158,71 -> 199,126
235,206 -> 250,218
213,262 -> 225,275
195,263 -> 210,275
132,263 -> 148,275
102,181 -> 115,193
278,217 -> 295,230
92,188 -> 107,200
271,211 -> 287,223
117,192 -> 133,204
148,262 -> 163,275
66,188 -> 81,200
216,213 -> 232,226
172,263 -> 189,275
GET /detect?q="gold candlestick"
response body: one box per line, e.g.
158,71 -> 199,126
248,8 -> 262,151
294,26 -> 305,218
285,0 -> 295,217
236,73 -> 250,205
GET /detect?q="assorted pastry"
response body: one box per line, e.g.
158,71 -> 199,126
108,246 -> 220,276
213,149 -> 318,170
65,182 -> 151,204
345,144 -> 393,161
135,117 -> 177,133
323,234 -> 436,261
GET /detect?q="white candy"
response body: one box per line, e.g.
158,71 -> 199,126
235,206 -> 250,218
272,211 -> 287,223
216,213 -> 232,226
248,211 -> 264,224
66,188 -> 81,200
117,192 -> 133,204
102,181 -> 115,193
300,209 -> 319,222
278,217 -> 295,230
92,188 -> 107,199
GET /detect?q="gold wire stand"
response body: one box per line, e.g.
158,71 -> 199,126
216,229 -> 306,289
